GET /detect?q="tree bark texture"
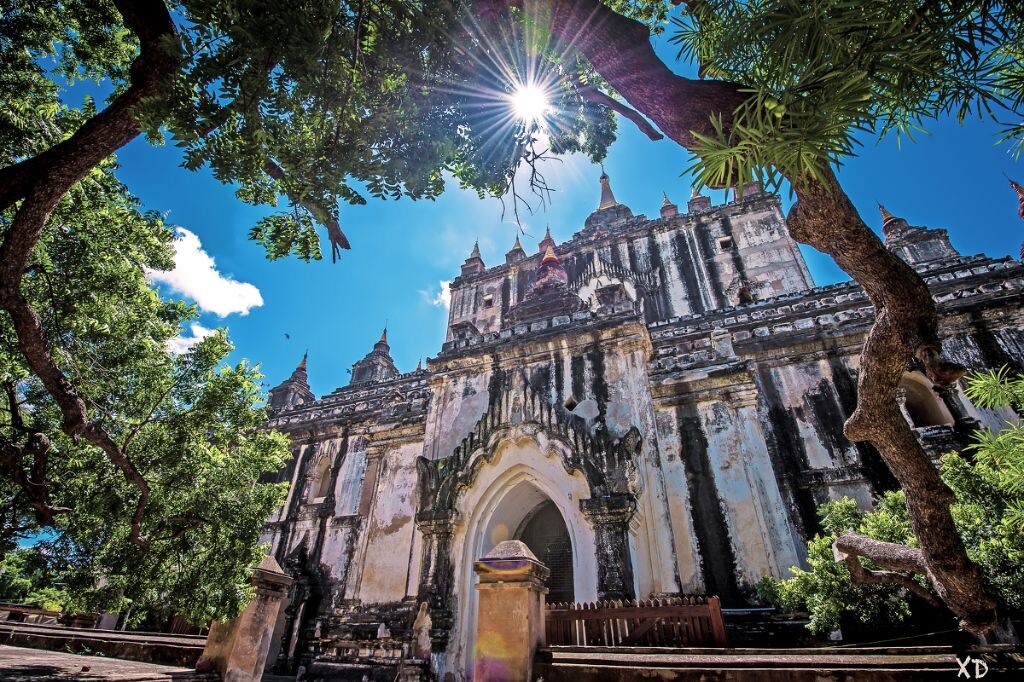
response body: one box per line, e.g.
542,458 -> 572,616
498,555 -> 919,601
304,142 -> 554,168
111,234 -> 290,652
530,0 -> 1014,641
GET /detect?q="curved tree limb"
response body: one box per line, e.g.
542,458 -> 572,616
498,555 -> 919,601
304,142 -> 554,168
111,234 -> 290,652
0,0 -> 179,549
833,531 -> 943,609
577,86 -> 663,141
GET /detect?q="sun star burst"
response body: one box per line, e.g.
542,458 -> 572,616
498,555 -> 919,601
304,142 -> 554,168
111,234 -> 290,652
510,85 -> 550,124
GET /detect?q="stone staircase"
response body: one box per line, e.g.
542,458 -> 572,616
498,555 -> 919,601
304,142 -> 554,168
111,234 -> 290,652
533,644 -> 1024,680
0,621 -> 206,667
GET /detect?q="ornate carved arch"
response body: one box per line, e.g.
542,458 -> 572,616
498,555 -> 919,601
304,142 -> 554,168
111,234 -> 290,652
416,368 -> 643,520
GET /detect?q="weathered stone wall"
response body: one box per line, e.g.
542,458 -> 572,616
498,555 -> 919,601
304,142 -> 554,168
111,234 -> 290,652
261,197 -> 1024,679
445,193 -> 812,339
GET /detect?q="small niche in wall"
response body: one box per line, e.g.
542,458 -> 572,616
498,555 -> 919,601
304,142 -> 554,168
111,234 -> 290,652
482,294 -> 494,308
718,236 -> 734,251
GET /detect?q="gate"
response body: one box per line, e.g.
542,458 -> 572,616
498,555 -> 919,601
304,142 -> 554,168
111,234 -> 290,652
545,596 -> 727,647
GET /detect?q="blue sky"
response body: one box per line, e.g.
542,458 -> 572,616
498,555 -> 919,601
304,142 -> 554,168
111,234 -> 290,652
100,44 -> 1024,400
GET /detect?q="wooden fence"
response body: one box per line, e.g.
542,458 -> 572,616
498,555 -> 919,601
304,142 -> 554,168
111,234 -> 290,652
545,596 -> 727,647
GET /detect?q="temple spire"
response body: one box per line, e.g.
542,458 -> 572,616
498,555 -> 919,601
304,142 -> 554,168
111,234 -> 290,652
269,351 -> 314,412
598,170 -> 618,210
538,225 -> 556,253
877,203 -> 909,240
1011,178 -> 1024,221
506,232 -> 527,264
661,191 -> 679,219
461,238 -> 485,275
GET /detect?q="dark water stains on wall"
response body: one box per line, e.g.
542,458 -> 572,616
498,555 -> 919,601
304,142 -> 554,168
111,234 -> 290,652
826,356 -> 898,494
675,403 -> 740,605
755,371 -> 821,538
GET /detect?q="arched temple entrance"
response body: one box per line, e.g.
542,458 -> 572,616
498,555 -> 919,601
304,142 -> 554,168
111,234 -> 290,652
446,433 -> 599,679
516,500 -> 574,604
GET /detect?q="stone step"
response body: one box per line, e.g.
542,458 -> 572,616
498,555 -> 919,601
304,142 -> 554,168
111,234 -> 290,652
0,644 -> 216,681
536,662 -> 967,681
535,644 -> 1024,681
545,644 -> 956,657
539,649 -> 956,670
0,622 -> 206,668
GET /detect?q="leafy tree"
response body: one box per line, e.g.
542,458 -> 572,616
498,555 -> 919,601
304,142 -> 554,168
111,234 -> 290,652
1,130 -> 290,623
759,370 -> 1024,635
756,493 -> 921,635
0,548 -> 70,612
2,0 -> 1023,639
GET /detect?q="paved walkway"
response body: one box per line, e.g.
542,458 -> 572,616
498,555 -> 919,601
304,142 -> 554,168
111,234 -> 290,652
0,645 -> 215,681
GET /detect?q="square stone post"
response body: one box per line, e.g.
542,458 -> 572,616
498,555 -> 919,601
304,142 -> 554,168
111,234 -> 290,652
198,556 -> 293,682
473,540 -> 549,682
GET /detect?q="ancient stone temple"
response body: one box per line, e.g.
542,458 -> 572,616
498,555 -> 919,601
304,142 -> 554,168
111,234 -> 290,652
261,176 -> 1024,680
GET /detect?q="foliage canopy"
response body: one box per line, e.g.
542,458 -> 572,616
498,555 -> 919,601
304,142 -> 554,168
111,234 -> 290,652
672,0 -> 1024,190
1,107 -> 290,623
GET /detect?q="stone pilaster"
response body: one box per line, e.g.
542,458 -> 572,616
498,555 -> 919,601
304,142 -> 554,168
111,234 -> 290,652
199,556 -> 293,682
935,384 -> 981,435
472,540 -> 550,682
581,493 -> 637,600
415,513 -> 456,648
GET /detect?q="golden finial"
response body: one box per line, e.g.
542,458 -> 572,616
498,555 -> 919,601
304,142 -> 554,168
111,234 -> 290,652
878,203 -> 896,224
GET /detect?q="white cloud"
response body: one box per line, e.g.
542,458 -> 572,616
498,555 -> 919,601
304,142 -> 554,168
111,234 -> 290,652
419,280 -> 451,309
147,227 -> 263,317
167,323 -> 215,355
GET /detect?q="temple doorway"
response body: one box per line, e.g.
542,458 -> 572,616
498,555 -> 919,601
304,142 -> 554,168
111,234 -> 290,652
516,500 -> 575,603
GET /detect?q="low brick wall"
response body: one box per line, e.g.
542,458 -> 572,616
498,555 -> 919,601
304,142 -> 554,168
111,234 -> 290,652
0,621 -> 206,667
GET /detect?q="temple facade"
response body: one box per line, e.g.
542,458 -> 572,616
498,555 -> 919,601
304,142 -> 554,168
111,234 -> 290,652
260,176 -> 1024,680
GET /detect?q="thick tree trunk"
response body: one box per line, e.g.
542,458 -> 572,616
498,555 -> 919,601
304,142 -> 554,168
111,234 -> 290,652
530,0 -> 1016,641
0,0 -> 178,548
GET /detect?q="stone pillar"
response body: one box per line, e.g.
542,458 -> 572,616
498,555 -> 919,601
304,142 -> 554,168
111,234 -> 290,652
198,556 -> 293,682
581,493 -> 636,600
473,540 -> 550,682
415,513 -> 455,647
935,384 -> 980,435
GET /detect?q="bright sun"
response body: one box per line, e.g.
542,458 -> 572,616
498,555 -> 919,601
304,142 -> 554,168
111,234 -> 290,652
510,85 -> 549,123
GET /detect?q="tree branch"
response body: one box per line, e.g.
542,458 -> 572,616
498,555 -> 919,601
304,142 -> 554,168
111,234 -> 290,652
263,159 -> 351,261
0,0 -> 178,212
577,86 -> 663,141
833,531 -> 943,609
0,0 -> 178,550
